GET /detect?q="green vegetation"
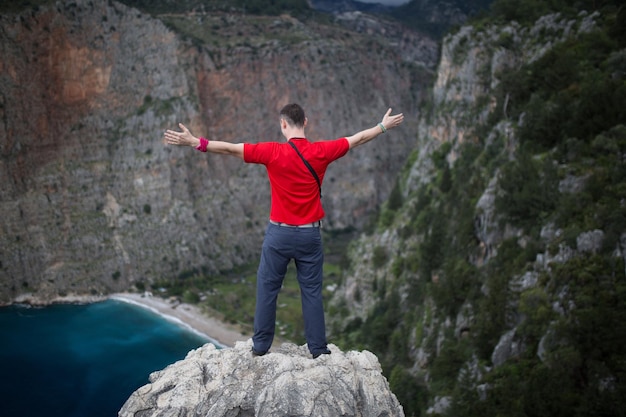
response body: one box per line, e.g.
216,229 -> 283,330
389,0 -> 494,37
495,151 -> 559,229
151,232 -> 347,344
490,0 -> 625,25
1,0 -> 495,42
330,1 -> 626,416
0,0 -> 54,14
159,13 -> 311,50
496,31 -> 626,152
115,0 -> 310,17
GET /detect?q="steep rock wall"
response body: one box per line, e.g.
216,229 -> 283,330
0,0 -> 437,303
328,9 -> 622,415
331,11 -> 603,322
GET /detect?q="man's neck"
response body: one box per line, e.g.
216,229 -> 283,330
284,128 -> 306,140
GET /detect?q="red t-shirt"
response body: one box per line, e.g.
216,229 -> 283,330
244,137 -> 349,225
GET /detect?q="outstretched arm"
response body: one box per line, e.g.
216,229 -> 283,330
163,123 -> 244,159
345,108 -> 404,150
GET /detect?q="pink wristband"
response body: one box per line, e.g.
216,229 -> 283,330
195,137 -> 209,152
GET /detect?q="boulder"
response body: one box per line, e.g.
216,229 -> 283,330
119,340 -> 404,417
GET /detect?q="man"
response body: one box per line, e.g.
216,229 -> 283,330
163,104 -> 404,358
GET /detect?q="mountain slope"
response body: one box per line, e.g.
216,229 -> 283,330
0,0 -> 437,303
328,1 -> 626,415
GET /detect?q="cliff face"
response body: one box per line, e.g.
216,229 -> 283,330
0,0 -> 437,303
331,9 -> 604,323
329,7 -> 626,415
1,1 -> 199,301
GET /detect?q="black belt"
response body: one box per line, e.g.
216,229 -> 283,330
270,220 -> 321,228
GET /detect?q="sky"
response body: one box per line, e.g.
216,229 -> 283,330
355,0 -> 412,6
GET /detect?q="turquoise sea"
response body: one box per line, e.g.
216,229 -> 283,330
0,300 -> 210,417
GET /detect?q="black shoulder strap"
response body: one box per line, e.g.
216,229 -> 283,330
288,141 -> 322,199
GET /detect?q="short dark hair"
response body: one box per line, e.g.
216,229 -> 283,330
279,103 -> 306,128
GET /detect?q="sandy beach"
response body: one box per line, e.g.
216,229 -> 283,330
109,292 -> 252,348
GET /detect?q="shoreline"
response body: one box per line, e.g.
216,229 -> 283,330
109,293 -> 251,348
5,292 -> 252,348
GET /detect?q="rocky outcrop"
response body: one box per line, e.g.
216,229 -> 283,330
0,0 -> 437,303
331,10 -> 606,324
328,8 -> 622,415
119,340 -> 404,417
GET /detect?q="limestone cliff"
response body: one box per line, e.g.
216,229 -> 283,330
331,8 -> 604,328
328,7 -> 626,415
119,341 -> 404,417
0,0 -> 437,303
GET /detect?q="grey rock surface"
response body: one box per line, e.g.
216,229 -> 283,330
119,340 -> 404,417
0,0 -> 436,303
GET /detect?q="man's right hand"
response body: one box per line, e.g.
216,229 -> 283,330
163,123 -> 200,148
